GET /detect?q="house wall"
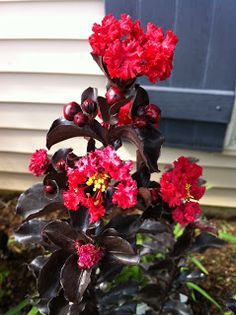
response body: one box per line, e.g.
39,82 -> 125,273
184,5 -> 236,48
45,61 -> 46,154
0,0 -> 236,208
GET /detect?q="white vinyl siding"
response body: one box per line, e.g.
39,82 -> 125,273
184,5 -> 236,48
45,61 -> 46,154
0,0 -> 236,209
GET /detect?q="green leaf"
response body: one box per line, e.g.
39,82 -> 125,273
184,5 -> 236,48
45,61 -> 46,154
173,223 -> 184,239
27,306 -> 41,315
3,299 -> 29,315
186,281 -> 221,310
219,231 -> 236,244
190,256 -> 209,275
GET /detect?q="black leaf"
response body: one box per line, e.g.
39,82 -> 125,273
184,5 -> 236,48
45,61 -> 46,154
81,87 -> 97,103
60,254 -> 92,304
190,232 -> 226,253
16,183 -> 65,221
46,118 -> 108,149
38,249 -> 69,300
14,219 -> 51,245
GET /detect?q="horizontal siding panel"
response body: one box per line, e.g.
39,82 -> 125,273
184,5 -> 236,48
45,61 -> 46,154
0,39 -> 101,75
1,137 -> 236,190
0,1 -> 103,39
0,40 -> 102,75
200,188 -> 236,209
0,129 -> 89,154
1,161 -> 236,208
0,172 -> 38,191
0,102 -> 62,130
0,73 -> 106,103
1,170 -> 235,208
1,169 -> 235,208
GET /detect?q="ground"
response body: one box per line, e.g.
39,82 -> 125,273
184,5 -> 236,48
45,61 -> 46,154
0,193 -> 235,314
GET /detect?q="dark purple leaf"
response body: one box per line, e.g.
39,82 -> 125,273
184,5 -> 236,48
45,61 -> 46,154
107,252 -> 139,265
69,206 -> 90,232
36,298 -> 49,315
43,172 -> 67,191
132,164 -> 150,188
91,54 -> 107,74
16,183 -> 65,221
190,232 -> 226,253
48,290 -> 69,315
102,235 -> 135,255
171,226 -> 195,258
14,219 -> 50,245
38,249 -> 69,299
105,215 -> 141,237
131,86 -> 149,117
137,125 -> 164,173
226,298 -> 236,314
46,118 -> 108,149
60,254 -> 92,303
109,125 -> 148,167
41,220 -> 85,251
163,300 -> 193,315
87,138 -> 96,152
109,97 -> 132,120
177,270 -> 205,283
29,255 -> 49,278
97,96 -> 110,123
81,87 -> 97,103
99,282 -> 138,305
139,220 -> 169,234
97,262 -> 123,283
51,148 -> 73,169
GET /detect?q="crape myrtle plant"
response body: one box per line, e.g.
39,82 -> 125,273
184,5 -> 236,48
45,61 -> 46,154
15,14 -> 226,315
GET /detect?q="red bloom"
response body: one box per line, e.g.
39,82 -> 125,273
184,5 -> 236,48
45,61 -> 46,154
89,14 -> 178,83
117,101 -> 132,126
63,146 -> 137,222
172,202 -> 202,225
84,198 -> 106,223
112,178 -> 138,209
29,149 -> 50,176
160,156 -> 205,207
63,188 -> 85,211
75,242 -> 103,269
103,39 -> 144,81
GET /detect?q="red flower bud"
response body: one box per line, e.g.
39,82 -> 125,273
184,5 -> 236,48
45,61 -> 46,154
55,159 -> 66,171
43,185 -> 55,194
74,112 -> 88,127
145,104 -> 161,124
105,86 -> 124,105
63,102 -> 81,121
81,98 -> 97,116
134,117 -> 147,128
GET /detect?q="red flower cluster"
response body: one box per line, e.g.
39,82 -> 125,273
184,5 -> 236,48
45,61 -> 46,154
89,14 -> 178,83
160,156 -> 205,225
172,202 -> 202,226
63,146 -> 138,223
74,241 -> 103,269
29,149 -> 50,177
160,156 -> 205,207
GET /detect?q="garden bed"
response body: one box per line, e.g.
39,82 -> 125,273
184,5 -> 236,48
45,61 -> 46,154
0,193 -> 236,314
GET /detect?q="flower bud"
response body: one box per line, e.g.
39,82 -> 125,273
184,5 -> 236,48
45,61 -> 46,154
74,112 -> 88,127
105,86 -> 124,105
63,102 -> 81,121
81,98 -> 98,116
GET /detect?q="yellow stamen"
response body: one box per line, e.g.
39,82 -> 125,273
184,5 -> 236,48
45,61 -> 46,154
86,172 -> 110,193
185,183 -> 193,200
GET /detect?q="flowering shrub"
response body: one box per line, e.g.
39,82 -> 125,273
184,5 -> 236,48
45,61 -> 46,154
15,14 -> 226,315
